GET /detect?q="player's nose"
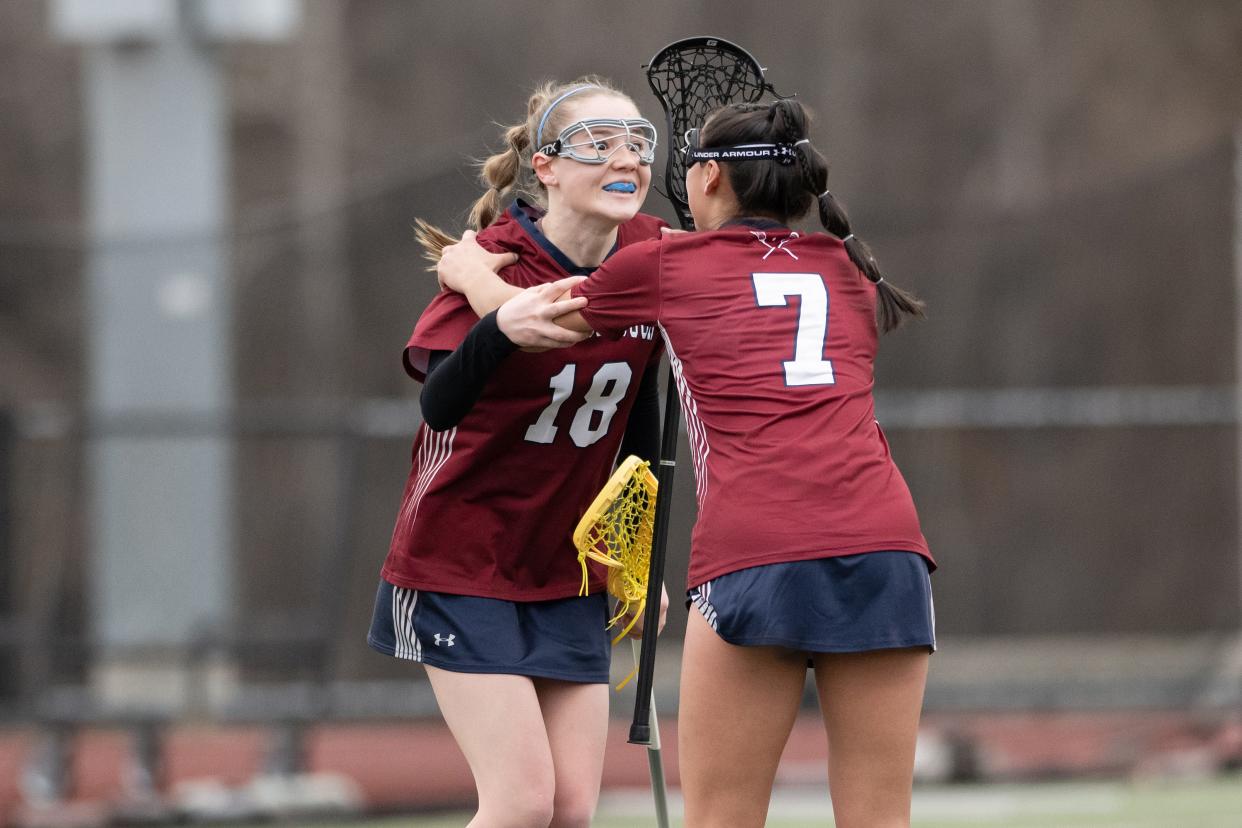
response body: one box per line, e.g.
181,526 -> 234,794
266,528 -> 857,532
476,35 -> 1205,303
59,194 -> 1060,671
610,146 -> 640,169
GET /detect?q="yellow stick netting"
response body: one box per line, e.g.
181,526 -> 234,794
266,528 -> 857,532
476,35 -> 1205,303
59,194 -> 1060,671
572,456 -> 658,689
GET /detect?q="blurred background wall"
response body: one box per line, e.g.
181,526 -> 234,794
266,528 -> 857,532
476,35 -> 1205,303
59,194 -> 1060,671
3,0 -> 1242,721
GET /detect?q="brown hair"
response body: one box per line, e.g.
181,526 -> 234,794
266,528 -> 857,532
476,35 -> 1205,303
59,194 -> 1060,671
700,99 -> 925,333
415,76 -> 633,266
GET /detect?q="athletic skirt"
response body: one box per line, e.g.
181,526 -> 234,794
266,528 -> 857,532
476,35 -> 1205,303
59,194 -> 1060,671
687,551 -> 936,654
367,579 -> 612,683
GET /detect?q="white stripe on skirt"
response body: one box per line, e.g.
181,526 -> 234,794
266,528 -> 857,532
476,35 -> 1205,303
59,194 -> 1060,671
392,586 -> 423,661
690,580 -> 719,631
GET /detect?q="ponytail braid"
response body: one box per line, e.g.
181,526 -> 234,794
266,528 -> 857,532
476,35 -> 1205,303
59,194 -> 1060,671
772,99 -> 925,333
415,121 -> 527,267
467,122 -> 529,230
816,189 -> 924,333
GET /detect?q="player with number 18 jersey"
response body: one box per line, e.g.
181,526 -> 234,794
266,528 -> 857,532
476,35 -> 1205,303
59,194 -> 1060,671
380,202 -> 666,601
573,224 -> 934,589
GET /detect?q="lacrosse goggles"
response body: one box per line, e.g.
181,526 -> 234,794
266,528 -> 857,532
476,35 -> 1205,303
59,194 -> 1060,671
680,127 -> 798,166
537,118 -> 659,166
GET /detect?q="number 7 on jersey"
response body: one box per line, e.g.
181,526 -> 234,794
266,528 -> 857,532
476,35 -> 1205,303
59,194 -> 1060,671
752,272 -> 836,387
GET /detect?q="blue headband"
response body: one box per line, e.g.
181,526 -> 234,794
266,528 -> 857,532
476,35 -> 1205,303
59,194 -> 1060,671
536,86 -> 598,148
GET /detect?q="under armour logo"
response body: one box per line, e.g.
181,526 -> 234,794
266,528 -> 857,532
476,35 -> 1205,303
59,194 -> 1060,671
750,230 -> 800,260
433,633 -> 456,647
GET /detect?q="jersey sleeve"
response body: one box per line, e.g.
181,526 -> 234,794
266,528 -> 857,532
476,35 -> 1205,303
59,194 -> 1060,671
402,290 -> 480,382
418,310 -> 518,430
571,240 -> 662,338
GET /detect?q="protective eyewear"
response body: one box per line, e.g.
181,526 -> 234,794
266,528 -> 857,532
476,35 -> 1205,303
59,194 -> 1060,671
538,118 -> 658,166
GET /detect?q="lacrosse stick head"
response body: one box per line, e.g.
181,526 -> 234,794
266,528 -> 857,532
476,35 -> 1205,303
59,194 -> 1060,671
644,36 -> 784,230
573,455 -> 658,642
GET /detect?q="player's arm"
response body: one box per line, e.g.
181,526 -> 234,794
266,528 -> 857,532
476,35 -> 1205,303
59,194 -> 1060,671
436,229 -> 521,315
496,241 -> 661,344
497,280 -> 591,347
549,300 -> 591,334
567,241 -> 661,338
620,583 -> 670,639
419,279 -> 595,428
419,310 -> 515,430
438,230 -> 591,346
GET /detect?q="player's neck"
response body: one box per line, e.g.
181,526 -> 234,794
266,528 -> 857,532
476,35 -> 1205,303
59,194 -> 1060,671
538,210 -> 618,269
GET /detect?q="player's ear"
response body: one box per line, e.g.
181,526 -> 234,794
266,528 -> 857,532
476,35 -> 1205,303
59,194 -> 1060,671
532,152 -> 557,187
702,160 -> 722,195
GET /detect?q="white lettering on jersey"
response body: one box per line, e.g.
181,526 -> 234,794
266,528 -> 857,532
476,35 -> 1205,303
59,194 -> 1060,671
622,324 -> 656,340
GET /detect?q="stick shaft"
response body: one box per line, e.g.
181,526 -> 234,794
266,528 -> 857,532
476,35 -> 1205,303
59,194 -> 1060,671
628,369 -> 680,744
630,639 -> 669,828
647,746 -> 671,828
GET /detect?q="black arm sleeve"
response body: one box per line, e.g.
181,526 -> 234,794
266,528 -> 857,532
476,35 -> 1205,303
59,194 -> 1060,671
419,310 -> 518,430
617,360 -> 661,465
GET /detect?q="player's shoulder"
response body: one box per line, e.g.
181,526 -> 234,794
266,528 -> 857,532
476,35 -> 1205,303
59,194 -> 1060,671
474,200 -> 562,285
617,211 -> 669,245
605,235 -> 663,268
475,202 -> 537,256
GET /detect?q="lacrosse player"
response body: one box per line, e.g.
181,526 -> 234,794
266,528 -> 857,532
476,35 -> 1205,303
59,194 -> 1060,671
369,77 -> 669,828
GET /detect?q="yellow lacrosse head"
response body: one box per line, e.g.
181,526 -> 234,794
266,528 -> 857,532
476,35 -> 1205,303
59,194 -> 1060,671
572,455 -> 658,647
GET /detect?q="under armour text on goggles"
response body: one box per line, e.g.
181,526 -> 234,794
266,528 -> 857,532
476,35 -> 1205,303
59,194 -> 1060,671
680,127 -> 798,166
537,118 -> 658,166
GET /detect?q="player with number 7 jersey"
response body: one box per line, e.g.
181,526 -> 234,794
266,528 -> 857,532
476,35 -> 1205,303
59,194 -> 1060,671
380,199 -> 666,603
570,224 -> 933,588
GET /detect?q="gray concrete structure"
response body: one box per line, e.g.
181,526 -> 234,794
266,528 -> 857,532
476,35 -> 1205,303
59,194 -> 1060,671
51,0 -> 299,708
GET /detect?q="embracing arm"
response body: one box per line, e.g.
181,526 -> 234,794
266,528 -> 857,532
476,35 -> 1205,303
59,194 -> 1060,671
438,230 -> 592,348
419,310 -> 517,430
419,281 -> 596,429
552,237 -> 665,342
550,303 -> 592,334
436,227 -> 531,318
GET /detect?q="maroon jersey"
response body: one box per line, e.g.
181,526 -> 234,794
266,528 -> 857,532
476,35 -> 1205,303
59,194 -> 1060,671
572,226 -> 933,588
381,202 -> 666,600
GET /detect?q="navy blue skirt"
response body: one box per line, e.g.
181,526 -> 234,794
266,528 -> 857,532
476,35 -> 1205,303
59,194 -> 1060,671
367,580 -> 613,683
687,552 -> 936,654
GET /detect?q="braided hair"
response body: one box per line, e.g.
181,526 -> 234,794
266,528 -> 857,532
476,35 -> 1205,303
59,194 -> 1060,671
700,99 -> 925,333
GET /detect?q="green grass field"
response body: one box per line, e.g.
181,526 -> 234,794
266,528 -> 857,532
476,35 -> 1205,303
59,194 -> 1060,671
265,775 -> 1242,827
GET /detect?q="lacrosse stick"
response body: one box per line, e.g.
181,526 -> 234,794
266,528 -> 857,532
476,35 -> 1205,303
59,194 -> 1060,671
573,455 -> 668,828
627,36 -> 789,748
644,36 -> 786,230
573,455 -> 658,647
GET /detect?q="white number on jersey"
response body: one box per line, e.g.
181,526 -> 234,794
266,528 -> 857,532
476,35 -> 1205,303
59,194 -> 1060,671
523,363 -> 575,444
752,272 -> 836,386
525,361 -> 634,447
